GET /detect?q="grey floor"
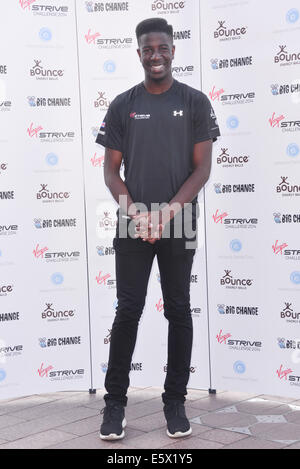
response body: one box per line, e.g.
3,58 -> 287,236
0,387 -> 300,449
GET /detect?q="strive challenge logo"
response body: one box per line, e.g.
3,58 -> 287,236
213,21 -> 247,41
38,363 -> 85,381
151,0 -> 185,14
27,123 -> 75,142
33,244 -> 80,262
269,113 -> 300,132
172,65 -> 194,78
209,86 -> 255,105
19,1 -> 69,16
216,330 -> 262,352
213,209 -> 258,229
84,30 -> 132,49
0,224 -> 18,236
272,240 -> 300,261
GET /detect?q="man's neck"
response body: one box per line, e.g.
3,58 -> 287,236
143,76 -> 174,95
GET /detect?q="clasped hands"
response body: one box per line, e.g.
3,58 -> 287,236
132,210 -> 166,244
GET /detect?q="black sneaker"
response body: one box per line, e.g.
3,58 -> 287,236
163,401 -> 192,438
99,402 -> 126,440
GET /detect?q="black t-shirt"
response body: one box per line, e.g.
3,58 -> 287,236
96,79 -> 220,220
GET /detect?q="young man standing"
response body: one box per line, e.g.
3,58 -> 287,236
96,18 -> 220,441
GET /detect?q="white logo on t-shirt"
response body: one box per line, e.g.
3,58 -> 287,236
173,110 -> 184,117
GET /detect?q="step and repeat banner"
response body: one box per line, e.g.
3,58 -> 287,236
201,0 -> 300,397
0,0 -> 299,400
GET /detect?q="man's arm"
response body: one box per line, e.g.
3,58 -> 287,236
104,147 -> 138,216
163,139 -> 212,221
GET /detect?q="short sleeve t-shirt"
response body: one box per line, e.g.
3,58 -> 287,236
96,80 -> 220,216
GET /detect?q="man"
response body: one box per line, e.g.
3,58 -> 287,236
96,17 -> 220,441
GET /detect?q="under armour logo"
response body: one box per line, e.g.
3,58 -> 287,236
173,110 -> 183,117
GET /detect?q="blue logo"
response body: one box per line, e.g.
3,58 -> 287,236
103,60 -> 116,74
46,153 -> 58,166
214,183 -> 222,194
51,273 -> 64,285
290,271 -> 300,285
233,361 -> 246,374
273,213 -> 281,224
39,28 -> 52,42
0,250 -> 2,257
101,363 -> 108,373
287,143 -> 299,157
277,338 -> 286,349
286,8 -> 299,23
0,369 -> 6,382
39,338 -> 47,348
85,1 -> 94,12
271,84 -> 279,96
96,246 -> 104,256
34,219 -> 42,229
226,116 -> 239,129
211,59 -> 218,70
27,96 -> 36,106
217,304 -> 225,314
230,239 -> 242,252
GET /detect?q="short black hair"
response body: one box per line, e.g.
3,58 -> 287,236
136,18 -> 173,44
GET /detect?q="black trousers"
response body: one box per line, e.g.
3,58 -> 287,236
104,234 -> 195,406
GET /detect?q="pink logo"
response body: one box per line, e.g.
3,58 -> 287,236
156,298 -> 164,312
38,363 -> 54,378
130,112 -> 137,118
27,122 -> 43,138
19,0 -> 36,10
272,240 -> 288,255
33,244 -> 48,259
269,112 -> 285,128
209,86 -> 225,101
85,29 -> 100,44
213,209 -> 228,224
216,329 -> 231,344
96,271 -> 111,285
276,364 -> 293,380
91,153 -> 104,168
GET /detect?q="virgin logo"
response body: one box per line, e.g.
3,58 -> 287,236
276,364 -> 293,380
38,363 -> 53,378
216,329 -> 231,344
96,271 -> 111,285
91,153 -> 104,167
27,122 -> 43,138
33,244 -> 48,258
209,86 -> 225,101
85,29 -> 100,44
269,112 -> 285,128
272,240 -> 288,255
19,0 -> 36,10
213,209 -> 228,224
156,298 -> 164,312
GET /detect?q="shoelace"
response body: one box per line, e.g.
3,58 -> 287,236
100,404 -> 123,421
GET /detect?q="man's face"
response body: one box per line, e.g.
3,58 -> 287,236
137,32 -> 175,82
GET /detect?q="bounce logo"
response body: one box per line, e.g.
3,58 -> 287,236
226,116 -> 239,129
286,8 -> 299,23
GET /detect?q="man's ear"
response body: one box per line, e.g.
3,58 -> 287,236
172,45 -> 175,60
137,48 -> 141,61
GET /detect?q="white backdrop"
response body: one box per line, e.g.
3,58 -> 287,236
0,0 -> 300,400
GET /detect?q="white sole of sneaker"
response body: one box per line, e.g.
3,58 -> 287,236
99,418 -> 127,441
167,427 -> 192,438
